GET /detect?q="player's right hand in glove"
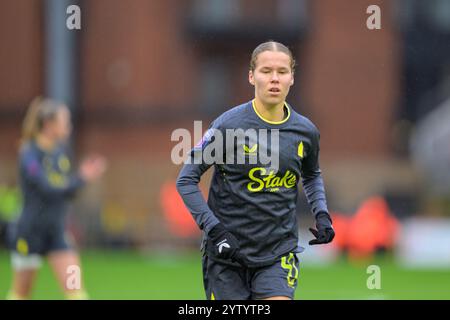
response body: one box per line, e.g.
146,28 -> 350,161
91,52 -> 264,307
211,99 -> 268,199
208,223 -> 246,266
309,211 -> 335,245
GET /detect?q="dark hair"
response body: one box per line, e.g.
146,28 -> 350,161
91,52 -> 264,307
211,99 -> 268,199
21,97 -> 66,145
250,41 -> 296,72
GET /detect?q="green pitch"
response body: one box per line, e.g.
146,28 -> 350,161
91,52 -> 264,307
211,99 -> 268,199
1,249 -> 449,300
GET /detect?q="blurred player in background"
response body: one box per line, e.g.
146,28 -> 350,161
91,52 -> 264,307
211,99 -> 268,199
6,97 -> 107,300
177,41 -> 334,300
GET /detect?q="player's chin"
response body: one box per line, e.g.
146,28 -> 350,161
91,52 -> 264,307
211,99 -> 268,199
264,93 -> 286,105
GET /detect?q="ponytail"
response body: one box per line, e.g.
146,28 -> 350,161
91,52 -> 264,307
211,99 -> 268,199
21,97 -> 64,147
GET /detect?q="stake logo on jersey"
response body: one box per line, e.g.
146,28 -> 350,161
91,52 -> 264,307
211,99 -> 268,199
247,167 -> 297,192
177,100 -> 329,267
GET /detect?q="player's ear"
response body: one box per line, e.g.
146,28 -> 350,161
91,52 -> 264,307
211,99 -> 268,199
249,70 -> 255,86
290,72 -> 294,86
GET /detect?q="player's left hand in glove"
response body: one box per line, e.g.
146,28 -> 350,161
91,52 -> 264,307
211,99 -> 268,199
208,223 -> 246,266
309,211 -> 335,245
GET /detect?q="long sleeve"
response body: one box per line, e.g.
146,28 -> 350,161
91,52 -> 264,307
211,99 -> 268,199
176,123 -> 222,234
21,150 -> 85,199
300,129 -> 329,217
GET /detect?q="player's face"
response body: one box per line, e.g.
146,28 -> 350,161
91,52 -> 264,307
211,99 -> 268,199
249,51 -> 294,106
51,107 -> 72,142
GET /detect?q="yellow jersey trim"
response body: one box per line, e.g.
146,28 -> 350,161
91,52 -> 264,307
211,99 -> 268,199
252,99 -> 291,125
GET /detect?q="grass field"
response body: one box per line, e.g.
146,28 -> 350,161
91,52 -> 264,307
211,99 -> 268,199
1,249 -> 449,300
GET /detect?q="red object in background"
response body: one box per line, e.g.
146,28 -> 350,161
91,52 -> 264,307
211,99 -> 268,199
328,196 -> 401,260
346,196 -> 400,259
329,212 -> 351,251
160,181 -> 200,238
161,184 -> 401,256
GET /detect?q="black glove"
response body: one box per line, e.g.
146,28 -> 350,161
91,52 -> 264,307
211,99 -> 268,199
208,223 -> 246,265
309,212 -> 335,245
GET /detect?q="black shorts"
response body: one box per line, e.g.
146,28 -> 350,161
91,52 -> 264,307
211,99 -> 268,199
202,252 -> 300,300
7,221 -> 72,256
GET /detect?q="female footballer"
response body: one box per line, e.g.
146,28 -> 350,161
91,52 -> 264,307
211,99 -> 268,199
6,97 -> 106,300
176,41 -> 335,300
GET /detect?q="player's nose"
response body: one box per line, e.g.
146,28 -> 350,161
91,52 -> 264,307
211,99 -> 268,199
270,72 -> 280,82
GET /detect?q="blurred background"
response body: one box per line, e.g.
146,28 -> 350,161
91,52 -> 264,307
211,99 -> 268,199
0,0 -> 449,299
